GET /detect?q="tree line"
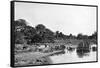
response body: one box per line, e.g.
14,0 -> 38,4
14,19 -> 97,44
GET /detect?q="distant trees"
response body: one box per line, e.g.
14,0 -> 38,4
91,31 -> 97,39
14,19 -> 27,44
55,31 -> 59,39
22,26 -> 37,44
35,24 -> 45,31
14,19 -> 97,45
42,28 -> 54,42
22,26 -> 36,38
77,33 -> 83,39
77,32 -> 97,40
55,31 -> 66,39
31,34 -> 42,43
15,20 -> 55,44
14,19 -> 27,32
14,19 -> 37,44
35,24 -> 54,43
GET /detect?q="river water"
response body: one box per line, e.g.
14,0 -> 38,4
49,45 -> 97,64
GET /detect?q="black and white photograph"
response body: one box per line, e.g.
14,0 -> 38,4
11,1 -> 98,67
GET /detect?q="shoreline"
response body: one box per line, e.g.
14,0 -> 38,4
15,50 -> 64,66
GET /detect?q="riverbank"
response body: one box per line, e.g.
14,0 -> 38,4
15,50 -> 64,66
14,38 -> 97,66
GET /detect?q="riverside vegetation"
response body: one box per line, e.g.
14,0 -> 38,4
14,19 -> 97,66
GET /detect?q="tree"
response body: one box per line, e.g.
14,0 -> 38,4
92,31 -> 97,39
35,24 -> 45,31
31,34 -> 42,43
77,33 -> 83,39
59,32 -> 64,38
87,31 -> 97,40
82,35 -> 88,39
21,26 -> 37,44
14,19 -> 28,44
42,28 -> 54,43
55,31 -> 60,39
14,19 -> 28,33
44,28 -> 54,38
22,26 -> 36,37
55,31 -> 66,39
69,34 -> 73,39
35,24 -> 46,37
15,31 -> 25,44
14,19 -> 27,26
35,24 -> 55,43
14,19 -> 37,44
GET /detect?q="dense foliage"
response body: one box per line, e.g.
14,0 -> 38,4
14,19 -> 97,44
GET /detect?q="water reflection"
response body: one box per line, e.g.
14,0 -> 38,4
76,50 -> 90,58
92,47 -> 97,51
76,41 -> 90,58
49,44 -> 97,64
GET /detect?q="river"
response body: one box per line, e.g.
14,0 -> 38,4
49,45 -> 97,64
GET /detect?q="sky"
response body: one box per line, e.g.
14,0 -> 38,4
15,2 -> 97,36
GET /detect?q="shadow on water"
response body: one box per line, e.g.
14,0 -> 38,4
76,50 -> 90,58
92,47 -> 97,52
76,41 -> 90,58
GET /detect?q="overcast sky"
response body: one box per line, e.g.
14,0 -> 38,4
15,2 -> 96,36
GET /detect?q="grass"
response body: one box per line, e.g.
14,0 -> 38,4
15,47 -> 64,66
14,39 -> 97,66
